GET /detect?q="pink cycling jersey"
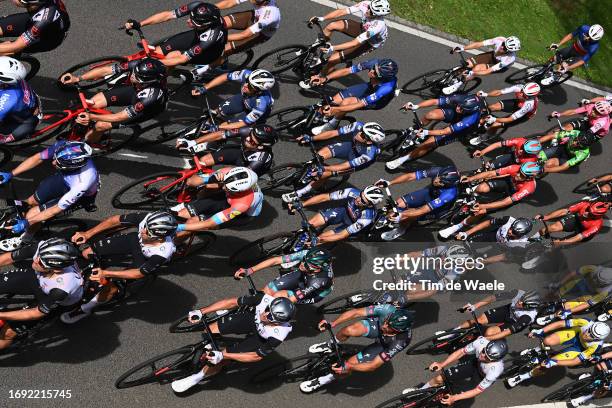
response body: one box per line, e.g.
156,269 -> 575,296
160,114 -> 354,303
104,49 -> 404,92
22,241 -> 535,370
574,104 -> 610,138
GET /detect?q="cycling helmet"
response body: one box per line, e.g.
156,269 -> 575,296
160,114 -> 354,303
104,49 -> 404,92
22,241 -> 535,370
594,101 -> 612,116
594,266 -> 612,287
190,3 -> 222,30
361,185 -> 385,205
588,24 -> 604,41
267,297 -> 296,323
504,36 -> 521,52
250,124 -> 278,147
445,244 -> 469,260
386,309 -> 414,332
223,167 -> 258,193
483,339 -> 509,361
0,56 -> 27,85
361,122 -> 386,143
144,210 -> 178,238
522,82 -> 541,97
437,167 -> 460,187
18,0 -> 52,5
581,201 -> 610,218
133,58 -> 167,85
248,69 -> 275,91
374,59 -> 398,80
519,290 -> 542,309
510,218 -> 533,237
302,247 -> 332,271
369,0 -> 391,16
522,139 -> 542,155
588,322 -> 611,340
53,141 -> 92,171
36,238 -> 80,270
519,162 -> 542,178
575,130 -> 597,148
458,96 -> 480,113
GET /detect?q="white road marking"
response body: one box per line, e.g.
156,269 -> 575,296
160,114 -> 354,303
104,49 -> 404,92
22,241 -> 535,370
308,0 -> 608,96
118,153 -> 148,159
502,398 -> 612,407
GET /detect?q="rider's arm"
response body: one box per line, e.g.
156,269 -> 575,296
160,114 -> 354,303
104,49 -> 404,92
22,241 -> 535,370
389,171 -> 417,185
557,108 -> 579,118
318,228 -> 350,244
554,233 -> 588,247
541,207 -> 570,221
25,205 -> 65,226
204,73 -> 231,91
325,161 -> 352,173
464,169 -> 497,183
311,129 -> 341,142
544,162 -> 571,174
398,204 -> 431,221
0,35 -> 28,56
349,356 -> 385,372
77,215 -> 128,242
556,32 -> 573,47
595,174 -> 612,183
89,110 -> 131,123
138,10 -> 176,27
221,351 -> 262,363
479,196 -> 514,212
9,151 -> 44,177
329,307 -> 368,328
464,219 -> 495,237
437,346 -> 466,369
463,40 -> 486,51
100,269 -> 146,280
331,38 -> 361,52
216,0 -> 240,9
302,192 -> 332,207
247,255 -> 285,275
78,65 -> 115,81
200,297 -> 240,315
323,67 -> 353,83
0,307 -> 45,321
318,8 -> 350,21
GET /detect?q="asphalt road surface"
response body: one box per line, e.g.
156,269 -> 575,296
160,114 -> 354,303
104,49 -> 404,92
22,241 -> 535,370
0,1 -> 610,408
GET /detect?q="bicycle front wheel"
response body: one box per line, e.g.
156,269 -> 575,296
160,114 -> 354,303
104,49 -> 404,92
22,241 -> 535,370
375,388 -> 441,408
132,117 -> 200,147
316,290 -> 378,314
541,376 -> 593,402
90,125 -> 140,157
111,172 -> 184,209
401,69 -> 448,94
250,354 -> 326,385
259,163 -> 301,192
229,231 -> 296,267
505,64 -> 547,84
58,56 -> 127,91
268,106 -> 310,134
19,55 -> 40,80
252,45 -> 308,74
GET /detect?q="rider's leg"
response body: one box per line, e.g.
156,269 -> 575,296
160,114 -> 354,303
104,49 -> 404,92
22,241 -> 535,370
422,109 -> 445,128
0,323 -> 18,350
223,11 -> 255,31
85,121 -> 113,144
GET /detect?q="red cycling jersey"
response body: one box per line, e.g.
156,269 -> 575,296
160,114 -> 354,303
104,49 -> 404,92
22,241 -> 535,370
567,201 -> 604,239
501,137 -> 539,164
496,164 -> 537,202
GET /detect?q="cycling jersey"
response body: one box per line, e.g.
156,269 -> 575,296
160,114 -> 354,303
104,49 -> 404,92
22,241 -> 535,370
216,127 -> 274,175
236,0 -> 280,38
498,85 -> 538,119
359,304 -> 411,362
542,130 -> 590,167
330,121 -> 380,169
347,1 -> 388,49
38,141 -> 99,211
462,336 -> 505,390
483,291 -> 537,334
223,70 -> 274,125
500,137 -> 540,164
172,2 -> 228,62
481,37 -> 516,71
0,80 -> 39,122
413,166 -> 459,211
574,104 -> 610,138
571,25 -> 600,64
120,212 -> 177,260
319,188 -> 377,235
438,94 -> 482,134
566,201 -> 605,239
418,245 -> 466,282
495,164 -> 536,203
553,318 -> 605,362
347,59 -> 397,108
491,216 -> 530,248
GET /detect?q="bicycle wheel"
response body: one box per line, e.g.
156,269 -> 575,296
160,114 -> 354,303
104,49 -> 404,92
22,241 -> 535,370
405,329 -> 470,355
38,219 -> 88,241
250,354 -> 327,385
111,172 -> 184,208
252,45 -> 308,74
550,71 -> 573,87
573,176 -> 607,195
58,56 -> 127,91
90,125 -> 140,157
174,232 -> 216,260
375,388 -> 440,408
316,290 -> 378,314
378,129 -> 405,160
6,110 -> 72,149
115,346 -> 196,389
401,69 -> 448,94
0,146 -> 13,169
267,106 -> 310,133
259,163 -> 300,192
131,117 -> 200,147
229,231 -> 296,267
225,49 -> 254,71
169,315 -> 208,333
18,55 -> 40,80
541,377 -> 593,402
505,64 -> 547,84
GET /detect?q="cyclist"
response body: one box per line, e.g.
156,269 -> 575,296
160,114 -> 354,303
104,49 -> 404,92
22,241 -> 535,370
234,247 -> 334,304
305,0 -> 390,80
386,94 -> 483,170
549,100 -> 611,139
171,294 -> 295,393
581,94 -> 612,105
177,124 -> 278,177
538,129 -> 597,174
529,200 -> 610,247
285,185 -> 385,244
445,35 -> 520,94
123,2 -> 227,69
507,318 -> 611,387
403,337 -> 508,405
61,58 -> 169,145
216,0 -> 280,58
174,166 -> 263,233
0,238 -> 81,350
0,56 -> 40,144
283,121 -> 385,201
0,141 -> 98,246
308,58 -> 398,135
472,137 -> 543,169
61,211 -> 178,323
375,166 -> 461,241
586,173 -> 612,194
194,68 -> 275,130
568,349 -> 612,406
541,24 -> 604,86
300,306 -> 413,393
0,0 -> 70,55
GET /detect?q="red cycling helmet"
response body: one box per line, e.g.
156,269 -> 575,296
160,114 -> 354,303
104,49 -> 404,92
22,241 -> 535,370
581,201 -> 610,218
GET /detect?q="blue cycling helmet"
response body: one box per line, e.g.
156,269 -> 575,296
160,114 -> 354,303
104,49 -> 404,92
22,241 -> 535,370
53,141 -> 93,171
519,162 -> 542,178
374,59 -> 398,80
458,96 -> 480,113
437,167 -> 460,187
522,139 -> 542,155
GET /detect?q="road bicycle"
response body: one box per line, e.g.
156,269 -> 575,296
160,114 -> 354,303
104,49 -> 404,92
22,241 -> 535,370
505,48 -> 573,87
573,174 -> 611,201
375,375 -> 457,408
542,370 -> 612,403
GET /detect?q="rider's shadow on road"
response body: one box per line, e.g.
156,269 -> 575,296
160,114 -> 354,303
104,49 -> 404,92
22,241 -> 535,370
539,85 -> 569,107
526,179 -> 558,207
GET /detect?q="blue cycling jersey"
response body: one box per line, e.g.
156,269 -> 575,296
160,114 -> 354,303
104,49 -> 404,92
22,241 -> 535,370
338,121 -> 381,168
0,81 -> 38,122
349,59 -> 397,107
328,188 -> 377,234
414,166 -> 459,212
437,94 -> 482,134
572,25 -> 600,64
227,70 -> 274,125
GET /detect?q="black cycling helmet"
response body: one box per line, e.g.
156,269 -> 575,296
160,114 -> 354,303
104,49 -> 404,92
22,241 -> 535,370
36,238 -> 80,269
458,95 -> 481,113
133,58 -> 167,85
374,59 -> 398,80
483,339 -> 508,361
509,218 -> 533,237
575,130 -> 597,149
250,124 -> 278,147
302,248 -> 332,271
386,309 -> 414,332
436,167 -> 460,187
144,210 -> 178,238
18,0 -> 52,5
190,3 -> 222,30
519,290 -> 542,309
267,297 -> 296,323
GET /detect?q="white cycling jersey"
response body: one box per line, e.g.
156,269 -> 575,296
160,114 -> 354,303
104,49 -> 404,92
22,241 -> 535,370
137,218 -> 176,260
254,294 -> 293,341
237,0 -> 280,38
496,217 -> 530,248
347,1 -> 388,49
463,336 -> 505,391
36,265 -> 84,307
481,37 -> 516,71
58,160 -> 100,210
499,85 -> 538,120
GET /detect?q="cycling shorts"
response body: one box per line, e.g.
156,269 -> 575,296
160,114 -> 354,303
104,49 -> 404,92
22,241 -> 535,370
339,83 -> 391,110
551,329 -> 584,361
434,133 -> 461,147
327,142 -> 373,171
356,342 -> 384,363
559,213 -> 581,233
444,358 -> 484,393
158,30 -> 222,65
0,115 -> 39,142
186,192 -> 229,218
102,85 -> 160,124
0,13 -> 66,53
92,232 -> 146,269
34,173 -> 96,212
486,178 -> 514,195
318,207 -> 352,234
543,145 -> 570,165
555,46 -> 582,65
210,145 -> 245,166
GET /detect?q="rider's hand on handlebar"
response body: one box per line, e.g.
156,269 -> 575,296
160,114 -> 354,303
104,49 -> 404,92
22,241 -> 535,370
460,175 -> 469,183
580,98 -> 591,106
529,328 -> 544,338
71,231 -> 89,245
124,19 -> 140,31
548,43 -> 559,51
317,319 -> 330,332
310,75 -> 327,87
191,86 -> 207,97
477,90 -> 488,98
456,232 -> 468,241
308,16 -> 324,24
472,150 -> 483,158
428,362 -> 442,372
297,134 -> 313,145
188,309 -> 203,323
76,112 -> 90,126
450,45 -> 464,54
461,302 -> 476,312
549,111 -> 561,118
176,138 -> 196,150
0,171 -> 12,185
234,267 -> 253,280
533,214 -> 543,220
89,268 -> 106,283
588,177 -> 599,185
402,102 -> 419,111
375,178 -> 390,188
206,350 -> 224,365
61,73 -> 80,85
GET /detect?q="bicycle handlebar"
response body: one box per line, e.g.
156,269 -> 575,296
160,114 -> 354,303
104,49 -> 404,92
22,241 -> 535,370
323,322 -> 344,368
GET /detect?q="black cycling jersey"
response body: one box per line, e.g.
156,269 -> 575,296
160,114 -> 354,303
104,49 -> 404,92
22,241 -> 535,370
210,127 -> 274,175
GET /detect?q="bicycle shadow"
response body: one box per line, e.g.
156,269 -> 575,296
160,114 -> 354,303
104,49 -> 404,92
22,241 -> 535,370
539,85 -> 569,106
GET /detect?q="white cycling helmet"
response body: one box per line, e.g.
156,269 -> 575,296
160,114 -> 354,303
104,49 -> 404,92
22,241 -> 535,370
223,167 -> 258,193
445,244 -> 469,260
361,185 -> 384,205
594,101 -> 612,116
369,0 -> 391,16
588,322 -> 611,340
0,56 -> 27,85
504,36 -> 521,52
361,122 -> 386,143
522,82 -> 541,97
248,69 -> 275,91
588,24 -> 604,41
